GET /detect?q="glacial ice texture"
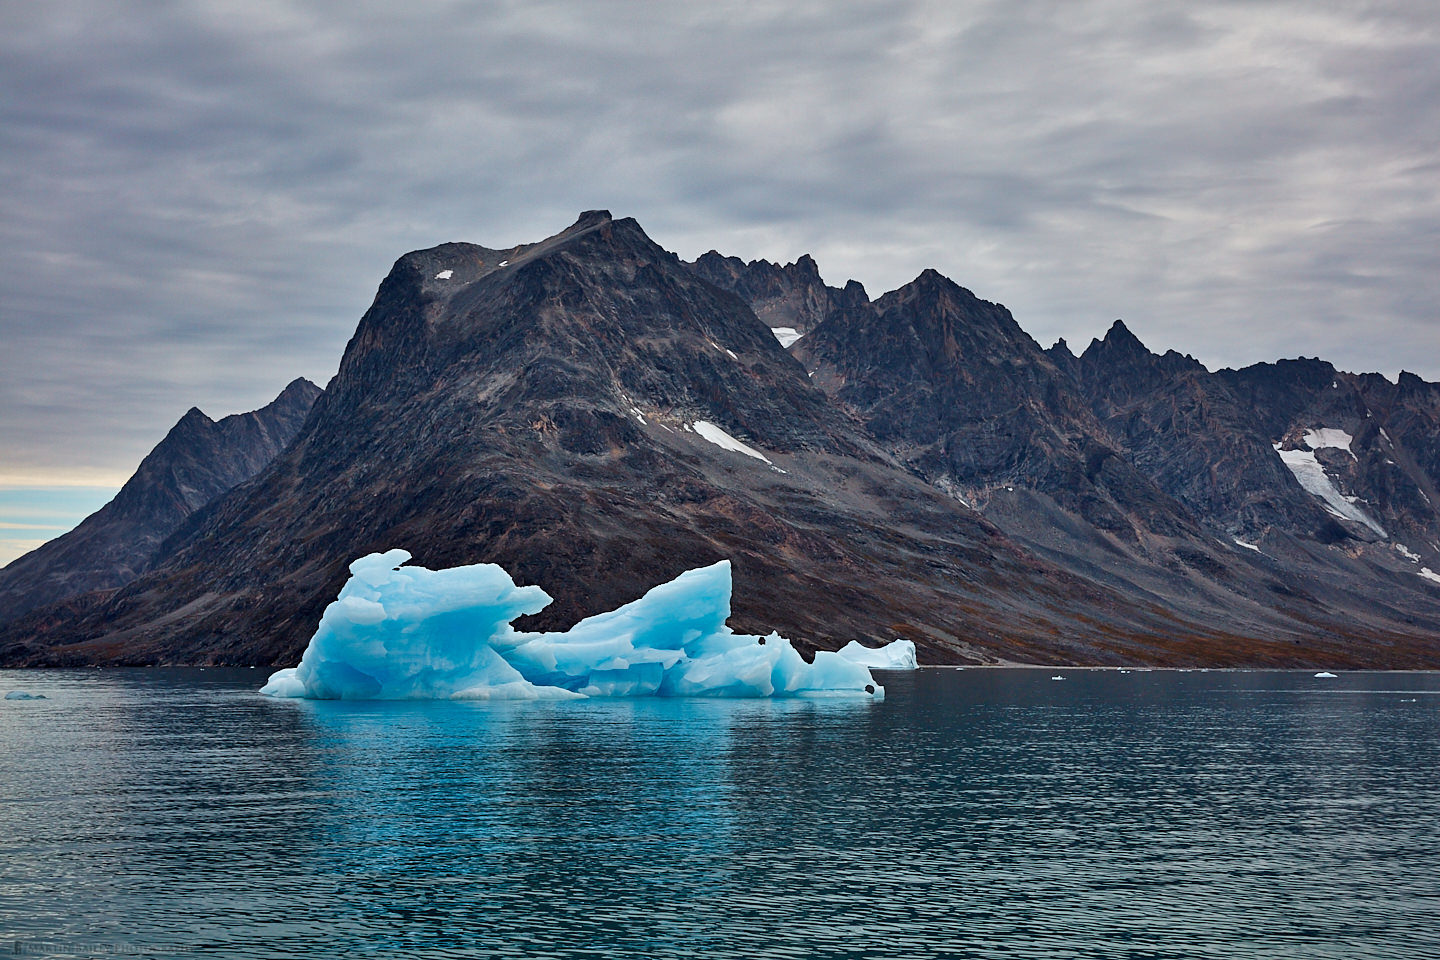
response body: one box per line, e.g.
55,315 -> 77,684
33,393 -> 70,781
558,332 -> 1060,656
261,551 -> 883,701
836,639 -> 918,670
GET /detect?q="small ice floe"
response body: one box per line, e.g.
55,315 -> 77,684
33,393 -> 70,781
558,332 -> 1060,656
691,420 -> 772,464
1314,671 -> 1338,678
1050,675 -> 1066,681
771,327 -> 804,348
4,691 -> 47,700
835,639 -> 917,670
434,269 -> 453,280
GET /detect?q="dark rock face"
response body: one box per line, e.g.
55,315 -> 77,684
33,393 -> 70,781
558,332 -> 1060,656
0,378 -> 321,622
793,275 -> 1195,541
6,213 -> 1440,668
687,251 -> 858,342
1070,321 -> 1326,538
1214,361 -> 1440,554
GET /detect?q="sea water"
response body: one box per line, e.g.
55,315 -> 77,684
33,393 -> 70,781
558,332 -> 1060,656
2,667 -> 1438,959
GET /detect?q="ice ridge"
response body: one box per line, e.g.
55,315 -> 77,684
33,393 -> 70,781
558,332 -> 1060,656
260,550 -> 887,700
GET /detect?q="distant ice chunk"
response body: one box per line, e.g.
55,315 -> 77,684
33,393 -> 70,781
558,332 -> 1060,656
771,327 -> 804,348
1314,671 -> 1338,678
262,552 -> 882,701
434,269 -> 453,280
4,690 -> 47,700
691,421 -> 772,464
836,639 -> 918,669
1050,675 -> 1066,681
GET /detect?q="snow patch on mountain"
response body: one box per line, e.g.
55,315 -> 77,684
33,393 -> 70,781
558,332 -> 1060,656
1304,428 -> 1355,457
691,421 -> 772,464
1274,444 -> 1385,537
772,327 -> 804,348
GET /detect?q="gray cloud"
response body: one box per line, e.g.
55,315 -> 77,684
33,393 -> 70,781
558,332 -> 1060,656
2,0 -> 1439,484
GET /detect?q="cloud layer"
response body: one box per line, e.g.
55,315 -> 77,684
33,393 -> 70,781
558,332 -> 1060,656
3,0 -> 1438,484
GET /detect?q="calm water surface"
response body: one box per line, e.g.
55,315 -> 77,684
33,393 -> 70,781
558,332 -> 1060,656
1,667 -> 1438,959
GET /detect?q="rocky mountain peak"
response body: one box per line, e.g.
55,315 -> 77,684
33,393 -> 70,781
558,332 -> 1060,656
574,208 -> 613,227
686,249 -> 848,336
840,279 -> 869,305
871,269 -> 1039,363
1083,319 -> 1151,364
273,377 -> 323,414
181,405 -> 209,421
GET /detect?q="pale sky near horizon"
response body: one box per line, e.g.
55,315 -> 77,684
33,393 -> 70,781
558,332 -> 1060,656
2,1 -> 1439,563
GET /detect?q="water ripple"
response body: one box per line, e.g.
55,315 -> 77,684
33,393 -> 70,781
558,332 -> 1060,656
2,668 -> 1439,958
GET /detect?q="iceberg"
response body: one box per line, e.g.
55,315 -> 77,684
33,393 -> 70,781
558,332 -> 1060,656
835,638 -> 918,670
261,550 -> 883,701
4,690 -> 47,700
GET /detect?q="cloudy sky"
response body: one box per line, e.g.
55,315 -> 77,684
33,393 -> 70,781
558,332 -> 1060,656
2,0 -> 1438,561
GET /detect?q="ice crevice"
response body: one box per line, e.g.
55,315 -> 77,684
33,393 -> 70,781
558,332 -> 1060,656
261,551 -> 901,701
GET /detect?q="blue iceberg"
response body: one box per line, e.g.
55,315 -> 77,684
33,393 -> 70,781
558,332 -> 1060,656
260,550 -> 884,700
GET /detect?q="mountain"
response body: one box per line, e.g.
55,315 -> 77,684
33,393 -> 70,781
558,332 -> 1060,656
0,378 -> 321,623
5,213 -> 1440,668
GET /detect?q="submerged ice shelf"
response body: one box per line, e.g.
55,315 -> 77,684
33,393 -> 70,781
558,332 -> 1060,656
261,551 -> 897,701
